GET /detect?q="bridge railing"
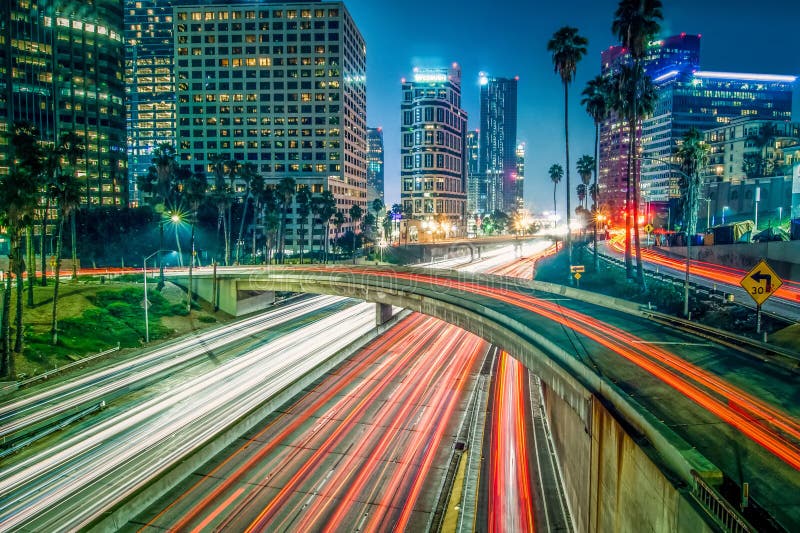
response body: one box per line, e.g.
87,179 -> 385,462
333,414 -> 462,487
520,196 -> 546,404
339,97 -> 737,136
691,470 -> 753,533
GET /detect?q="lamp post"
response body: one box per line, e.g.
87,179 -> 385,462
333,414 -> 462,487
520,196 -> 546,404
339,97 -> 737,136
703,197 -> 712,230
636,156 -> 696,318
143,249 -> 162,343
753,186 -> 760,239
378,240 -> 387,263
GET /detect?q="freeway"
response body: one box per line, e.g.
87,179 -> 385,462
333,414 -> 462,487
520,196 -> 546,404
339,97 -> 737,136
601,236 -> 800,321
0,295 -> 350,445
221,264 -> 800,528
130,313 -> 488,532
0,300 -> 379,531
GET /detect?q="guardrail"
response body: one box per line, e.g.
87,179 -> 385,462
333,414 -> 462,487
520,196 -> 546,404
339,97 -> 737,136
692,471 -> 753,533
17,343 -> 121,389
0,401 -> 106,460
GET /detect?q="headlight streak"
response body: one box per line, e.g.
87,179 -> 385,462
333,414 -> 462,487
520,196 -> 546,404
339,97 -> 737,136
0,302 -> 375,531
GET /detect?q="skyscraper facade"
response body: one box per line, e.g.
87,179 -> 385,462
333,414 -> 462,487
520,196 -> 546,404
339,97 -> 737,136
642,70 -> 795,203
124,0 -> 175,206
515,142 -> 525,212
599,34 -> 795,223
0,0 -> 127,206
599,34 -> 700,223
465,129 -> 479,215
400,65 -> 468,235
478,74 -> 518,214
366,126 -> 384,202
173,2 -> 367,250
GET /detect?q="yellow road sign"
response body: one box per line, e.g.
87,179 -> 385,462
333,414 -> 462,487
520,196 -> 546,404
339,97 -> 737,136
644,223 -> 654,234
740,259 -> 782,306
574,272 -> 582,280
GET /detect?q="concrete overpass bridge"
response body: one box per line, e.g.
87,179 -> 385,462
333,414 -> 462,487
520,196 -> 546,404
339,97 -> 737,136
179,265 -> 800,532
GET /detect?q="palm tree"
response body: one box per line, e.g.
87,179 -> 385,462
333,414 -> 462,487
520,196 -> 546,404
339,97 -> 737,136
225,159 -> 240,265
582,75 -> 611,270
208,154 -> 232,265
59,131 -> 84,281
675,128 -> 709,237
744,123 -> 778,178
39,144 -> 63,288
576,155 -> 594,209
576,183 -> 587,211
276,177 -> 296,263
175,165 -> 207,311
548,26 -> 588,280
50,152 -> 82,345
249,174 -> 265,262
235,162 -> 258,264
333,210 -> 345,257
610,64 -> 656,283
0,122 -> 43,368
139,142 -> 177,281
295,185 -> 312,264
316,190 -> 337,262
371,198 -> 384,237
548,163 -> 564,215
348,204 -> 363,264
612,0 -> 663,287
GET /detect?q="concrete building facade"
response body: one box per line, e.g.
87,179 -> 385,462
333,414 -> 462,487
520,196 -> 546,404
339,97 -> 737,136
400,65 -> 468,237
0,0 -> 127,207
173,1 -> 367,250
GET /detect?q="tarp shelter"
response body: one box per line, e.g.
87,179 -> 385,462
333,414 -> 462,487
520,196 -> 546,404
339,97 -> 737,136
710,220 -> 755,244
753,226 -> 790,242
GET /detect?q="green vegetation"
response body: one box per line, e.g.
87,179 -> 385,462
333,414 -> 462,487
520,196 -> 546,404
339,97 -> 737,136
8,282 -> 195,378
535,246 -> 685,314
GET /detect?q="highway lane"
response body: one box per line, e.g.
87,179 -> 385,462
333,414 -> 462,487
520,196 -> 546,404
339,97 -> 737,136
129,313 -> 488,532
482,351 -> 537,533
601,235 -> 800,321
0,302 -> 378,531
0,295 -> 351,445
246,264 -> 800,528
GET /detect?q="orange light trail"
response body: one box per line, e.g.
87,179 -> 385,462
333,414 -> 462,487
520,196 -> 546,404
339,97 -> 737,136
288,265 -> 800,470
607,237 -> 800,303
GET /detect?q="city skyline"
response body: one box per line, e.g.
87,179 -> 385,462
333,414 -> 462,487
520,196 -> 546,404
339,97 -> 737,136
342,0 -> 800,212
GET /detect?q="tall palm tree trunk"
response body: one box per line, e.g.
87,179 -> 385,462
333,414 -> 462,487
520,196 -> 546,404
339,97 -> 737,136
40,199 -> 49,287
26,226 -> 35,307
223,210 -> 231,266
625,120 -> 634,279
1,272 -> 12,377
631,83 -> 645,288
593,122 -> 600,270
187,222 -> 195,313
70,211 -> 78,280
13,241 -> 24,353
251,201 -> 259,264
237,196 -> 250,264
51,215 -> 64,345
563,82 -> 573,281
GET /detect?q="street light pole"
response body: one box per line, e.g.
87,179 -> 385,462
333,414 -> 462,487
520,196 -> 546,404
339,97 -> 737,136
143,250 -> 161,343
636,156 -> 695,318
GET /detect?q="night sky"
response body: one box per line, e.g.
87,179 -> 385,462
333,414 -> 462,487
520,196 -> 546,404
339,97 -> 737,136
341,0 -> 800,213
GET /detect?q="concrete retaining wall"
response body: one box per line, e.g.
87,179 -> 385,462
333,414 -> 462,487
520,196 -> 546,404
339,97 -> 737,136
542,383 -> 714,533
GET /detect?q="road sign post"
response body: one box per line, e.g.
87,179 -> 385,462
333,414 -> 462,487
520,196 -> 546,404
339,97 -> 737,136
739,259 -> 782,334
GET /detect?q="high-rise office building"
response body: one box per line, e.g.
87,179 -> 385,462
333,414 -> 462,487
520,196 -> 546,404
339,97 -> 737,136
466,129 -> 479,215
173,2 -> 367,250
366,126 -> 384,202
642,70 -> 794,204
125,0 -> 175,206
0,0 -> 127,206
400,65 -> 468,237
515,142 -> 525,212
478,74 -> 518,214
599,34 -> 795,223
599,34 -> 700,223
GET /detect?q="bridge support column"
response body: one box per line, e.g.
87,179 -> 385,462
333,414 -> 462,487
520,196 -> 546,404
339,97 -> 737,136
375,303 -> 393,326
